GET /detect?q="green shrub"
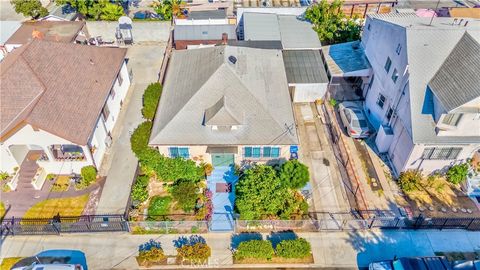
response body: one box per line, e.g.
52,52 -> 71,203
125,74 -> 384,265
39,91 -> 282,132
131,121 -> 152,158
0,171 -> 10,181
142,83 -> 163,120
200,162 -> 213,176
80,166 -> 97,185
235,240 -> 274,260
276,238 -> 311,259
176,243 -> 211,264
46,173 -> 55,181
398,170 -> 422,192
328,98 -> 338,107
148,196 -> 172,217
446,163 -> 469,185
279,160 -> 310,189
171,179 -> 198,212
131,175 -> 149,203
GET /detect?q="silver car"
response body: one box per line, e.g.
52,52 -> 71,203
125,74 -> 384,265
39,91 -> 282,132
338,102 -> 371,138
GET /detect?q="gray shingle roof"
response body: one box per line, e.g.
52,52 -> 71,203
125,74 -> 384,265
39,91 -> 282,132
242,12 -> 321,49
149,46 -> 298,146
368,14 -> 480,144
429,32 -> 480,113
188,9 -> 227,20
282,50 -> 328,84
174,24 -> 236,41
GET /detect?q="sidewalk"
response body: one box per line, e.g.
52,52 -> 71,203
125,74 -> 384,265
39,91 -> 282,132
2,230 -> 479,269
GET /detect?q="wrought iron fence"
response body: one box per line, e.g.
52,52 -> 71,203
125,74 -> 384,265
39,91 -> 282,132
1,215 -> 129,236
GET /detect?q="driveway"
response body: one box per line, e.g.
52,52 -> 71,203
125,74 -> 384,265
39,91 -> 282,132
293,103 -> 350,216
95,43 -> 166,214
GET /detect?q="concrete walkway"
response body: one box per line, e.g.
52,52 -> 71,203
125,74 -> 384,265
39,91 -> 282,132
208,166 -> 237,231
95,44 -> 166,214
1,230 -> 479,269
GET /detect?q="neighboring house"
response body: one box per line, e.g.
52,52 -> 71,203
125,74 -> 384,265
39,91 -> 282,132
359,14 -> 480,176
238,12 -> 328,102
173,9 -> 236,50
5,21 -> 89,52
0,21 -> 21,61
41,4 -> 79,21
0,40 -> 130,190
149,45 -> 299,167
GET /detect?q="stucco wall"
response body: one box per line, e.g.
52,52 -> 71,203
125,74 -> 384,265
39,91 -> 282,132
156,144 -> 293,166
103,61 -> 130,133
292,83 -> 328,103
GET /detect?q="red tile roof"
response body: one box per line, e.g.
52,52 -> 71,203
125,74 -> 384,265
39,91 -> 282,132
0,40 -> 127,145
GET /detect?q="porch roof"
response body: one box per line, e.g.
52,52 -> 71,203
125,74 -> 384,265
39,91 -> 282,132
322,41 -> 372,77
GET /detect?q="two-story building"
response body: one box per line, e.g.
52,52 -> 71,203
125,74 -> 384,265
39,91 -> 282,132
360,14 -> 480,176
0,39 -> 130,190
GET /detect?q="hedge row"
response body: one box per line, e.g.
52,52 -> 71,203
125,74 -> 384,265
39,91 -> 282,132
234,238 -> 311,260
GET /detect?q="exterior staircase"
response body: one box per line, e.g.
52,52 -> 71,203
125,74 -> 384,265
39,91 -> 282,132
16,152 -> 40,191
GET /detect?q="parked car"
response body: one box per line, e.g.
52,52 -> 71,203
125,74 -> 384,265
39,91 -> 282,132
12,250 -> 87,270
133,10 -> 159,20
12,264 -> 83,270
338,101 -> 371,138
369,256 -> 452,270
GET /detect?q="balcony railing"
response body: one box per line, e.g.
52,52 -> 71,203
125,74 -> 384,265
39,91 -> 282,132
49,145 -> 86,161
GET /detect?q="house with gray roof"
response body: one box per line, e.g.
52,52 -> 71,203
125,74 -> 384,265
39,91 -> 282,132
360,14 -> 480,181
149,45 -> 298,167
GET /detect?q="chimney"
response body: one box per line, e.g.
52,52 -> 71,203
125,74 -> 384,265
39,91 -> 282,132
222,33 -> 228,45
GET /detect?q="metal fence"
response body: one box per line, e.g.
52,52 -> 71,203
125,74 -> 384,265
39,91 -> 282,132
129,221 -> 209,234
1,215 -> 129,236
236,215 -> 480,232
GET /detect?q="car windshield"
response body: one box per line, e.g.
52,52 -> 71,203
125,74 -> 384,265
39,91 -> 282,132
352,119 -> 368,128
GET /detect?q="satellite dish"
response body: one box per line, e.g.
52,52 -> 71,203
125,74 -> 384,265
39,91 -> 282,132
118,16 -> 132,25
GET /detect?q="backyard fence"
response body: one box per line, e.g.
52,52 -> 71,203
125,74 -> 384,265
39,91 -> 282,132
1,215 -> 129,236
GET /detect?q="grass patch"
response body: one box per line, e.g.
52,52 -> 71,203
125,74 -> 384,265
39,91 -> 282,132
234,254 -> 314,264
148,196 -> 172,217
1,257 -> 24,269
23,193 -> 90,219
50,176 -> 70,192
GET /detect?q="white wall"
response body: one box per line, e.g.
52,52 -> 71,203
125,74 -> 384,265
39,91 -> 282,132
103,61 -> 130,133
236,7 -> 307,21
292,83 -> 328,103
90,117 -> 108,168
0,124 -> 94,174
175,18 -> 229,25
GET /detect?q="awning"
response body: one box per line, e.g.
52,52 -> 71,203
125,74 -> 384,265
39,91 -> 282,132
206,146 -> 239,154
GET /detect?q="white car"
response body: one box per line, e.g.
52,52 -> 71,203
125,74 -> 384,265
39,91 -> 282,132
12,264 -> 83,270
338,102 -> 371,138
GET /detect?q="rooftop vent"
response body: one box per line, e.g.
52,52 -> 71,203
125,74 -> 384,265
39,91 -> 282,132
228,55 -> 237,64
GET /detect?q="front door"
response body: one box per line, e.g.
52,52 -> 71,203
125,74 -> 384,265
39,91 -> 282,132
212,153 -> 234,167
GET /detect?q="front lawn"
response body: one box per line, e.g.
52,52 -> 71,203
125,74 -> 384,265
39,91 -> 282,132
23,193 -> 90,219
148,196 -> 172,217
50,175 -> 71,192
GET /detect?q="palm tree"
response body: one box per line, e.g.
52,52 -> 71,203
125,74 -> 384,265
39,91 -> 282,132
153,0 -> 185,21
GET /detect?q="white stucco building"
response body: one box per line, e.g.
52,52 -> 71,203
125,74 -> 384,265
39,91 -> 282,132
0,39 -> 130,190
360,14 -> 480,176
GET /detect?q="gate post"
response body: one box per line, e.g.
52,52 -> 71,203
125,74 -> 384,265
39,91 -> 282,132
368,216 -> 375,229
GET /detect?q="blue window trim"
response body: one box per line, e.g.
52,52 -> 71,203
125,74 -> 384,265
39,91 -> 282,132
252,147 -> 261,158
244,147 -> 252,158
263,147 -> 271,158
244,146 -> 281,159
169,147 -> 189,158
271,147 -> 280,158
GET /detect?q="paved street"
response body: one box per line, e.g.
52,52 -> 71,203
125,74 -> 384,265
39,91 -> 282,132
294,103 -> 349,214
95,44 -> 166,214
2,230 -> 479,269
0,1 -> 26,21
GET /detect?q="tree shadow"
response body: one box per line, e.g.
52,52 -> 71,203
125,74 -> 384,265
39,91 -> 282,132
266,230 -> 298,249
173,235 -> 206,248
230,232 -> 262,250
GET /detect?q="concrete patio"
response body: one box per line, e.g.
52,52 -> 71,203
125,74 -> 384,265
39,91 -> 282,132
207,166 -> 237,232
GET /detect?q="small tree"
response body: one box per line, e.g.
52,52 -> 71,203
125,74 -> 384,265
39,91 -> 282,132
398,170 -> 422,192
130,121 -> 152,158
99,2 -> 125,21
279,160 -> 310,189
142,83 -> 162,121
171,179 -> 198,212
276,238 -> 311,259
11,0 -> 48,19
81,165 -> 97,184
446,163 -> 469,185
